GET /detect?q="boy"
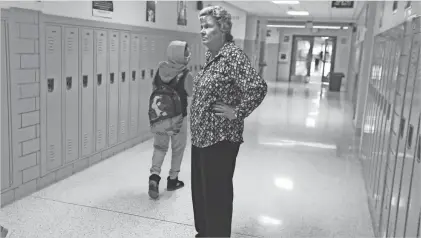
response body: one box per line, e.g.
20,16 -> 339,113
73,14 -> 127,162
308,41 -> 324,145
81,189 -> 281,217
148,41 -> 193,199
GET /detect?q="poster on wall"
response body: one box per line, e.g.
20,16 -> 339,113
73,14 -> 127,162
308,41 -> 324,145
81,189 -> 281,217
177,0 -> 187,26
92,1 -> 113,19
279,52 -> 288,63
255,20 -> 260,46
379,1 -> 385,28
146,1 -> 156,23
392,1 -> 398,12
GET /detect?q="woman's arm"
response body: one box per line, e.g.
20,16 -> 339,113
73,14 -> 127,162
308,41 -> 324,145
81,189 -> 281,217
184,72 -> 194,97
230,51 -> 268,120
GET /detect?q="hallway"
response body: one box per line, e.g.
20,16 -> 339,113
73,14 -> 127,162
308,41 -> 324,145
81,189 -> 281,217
0,82 -> 374,238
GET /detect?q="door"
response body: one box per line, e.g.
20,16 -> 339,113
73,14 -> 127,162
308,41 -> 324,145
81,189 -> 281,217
290,36 -> 314,82
320,37 -> 336,79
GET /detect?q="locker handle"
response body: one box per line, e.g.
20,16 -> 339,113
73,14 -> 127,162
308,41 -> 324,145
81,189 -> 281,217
417,135 -> 420,163
110,73 -> 115,84
132,71 -> 136,81
66,77 -> 72,90
122,72 -> 126,82
141,70 -> 145,80
150,69 -> 154,78
400,118 -> 406,139
83,75 -> 88,88
407,124 -> 414,149
47,78 -> 54,92
97,74 -> 102,86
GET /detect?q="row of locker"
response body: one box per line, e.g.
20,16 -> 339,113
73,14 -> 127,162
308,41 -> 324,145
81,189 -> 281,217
40,23 -> 207,174
360,17 -> 421,237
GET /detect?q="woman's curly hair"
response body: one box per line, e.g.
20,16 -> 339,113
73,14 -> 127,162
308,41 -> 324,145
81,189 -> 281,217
199,5 -> 234,42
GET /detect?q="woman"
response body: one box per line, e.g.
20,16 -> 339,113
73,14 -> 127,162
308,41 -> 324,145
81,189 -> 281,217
190,6 -> 268,237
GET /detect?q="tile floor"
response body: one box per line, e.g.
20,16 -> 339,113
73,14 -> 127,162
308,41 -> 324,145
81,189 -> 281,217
0,82 -> 374,238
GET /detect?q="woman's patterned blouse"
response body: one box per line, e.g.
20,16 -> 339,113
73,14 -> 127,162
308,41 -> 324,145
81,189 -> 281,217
190,42 -> 268,148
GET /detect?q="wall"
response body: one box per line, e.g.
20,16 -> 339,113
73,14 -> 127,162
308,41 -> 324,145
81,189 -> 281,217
272,28 -> 352,88
374,0 -> 421,36
264,27 -> 280,81
0,1 -> 248,44
244,15 -> 267,70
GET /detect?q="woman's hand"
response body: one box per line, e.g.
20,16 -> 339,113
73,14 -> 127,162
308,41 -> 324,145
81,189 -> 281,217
212,102 -> 237,120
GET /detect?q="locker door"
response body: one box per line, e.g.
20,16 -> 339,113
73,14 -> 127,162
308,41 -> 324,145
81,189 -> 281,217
95,30 -> 108,151
138,35 -> 150,137
80,29 -> 94,157
378,37 -> 403,236
388,27 -> 420,237
108,31 -> 119,146
63,27 -> 80,163
149,36 -> 157,80
129,33 -> 140,139
1,20 -> 11,190
45,25 -> 63,171
118,32 -> 130,143
404,114 -> 420,237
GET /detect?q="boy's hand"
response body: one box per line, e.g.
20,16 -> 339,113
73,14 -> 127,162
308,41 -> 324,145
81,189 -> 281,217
172,117 -> 184,134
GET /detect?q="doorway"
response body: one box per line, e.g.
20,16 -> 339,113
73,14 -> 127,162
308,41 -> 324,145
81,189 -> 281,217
289,35 -> 337,84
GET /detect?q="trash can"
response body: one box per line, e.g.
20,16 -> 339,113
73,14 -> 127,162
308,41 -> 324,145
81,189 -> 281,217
328,72 -> 345,92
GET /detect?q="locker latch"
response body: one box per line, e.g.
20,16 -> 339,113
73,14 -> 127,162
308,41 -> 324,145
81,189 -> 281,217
97,74 -> 102,86
122,72 -> 126,82
399,118 -> 406,139
83,75 -> 88,88
110,73 -> 115,84
150,69 -> 154,78
407,124 -> 414,149
132,71 -> 136,81
66,77 -> 72,90
47,78 -> 54,92
141,70 -> 145,80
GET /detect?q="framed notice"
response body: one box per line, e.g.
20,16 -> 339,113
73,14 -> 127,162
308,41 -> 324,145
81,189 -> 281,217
177,0 -> 187,26
92,1 -> 113,19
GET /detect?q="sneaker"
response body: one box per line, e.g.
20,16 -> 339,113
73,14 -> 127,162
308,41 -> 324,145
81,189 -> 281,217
148,174 -> 161,199
167,176 -> 184,191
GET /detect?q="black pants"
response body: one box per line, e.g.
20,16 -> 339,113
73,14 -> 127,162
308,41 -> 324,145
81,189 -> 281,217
191,140 -> 241,237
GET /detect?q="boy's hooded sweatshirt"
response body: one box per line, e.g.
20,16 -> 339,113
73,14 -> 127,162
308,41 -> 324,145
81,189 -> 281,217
156,41 -> 193,96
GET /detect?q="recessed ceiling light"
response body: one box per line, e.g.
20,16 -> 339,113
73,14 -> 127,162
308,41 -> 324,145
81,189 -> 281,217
313,25 -> 341,29
272,1 -> 300,4
267,24 -> 305,28
287,10 -> 309,16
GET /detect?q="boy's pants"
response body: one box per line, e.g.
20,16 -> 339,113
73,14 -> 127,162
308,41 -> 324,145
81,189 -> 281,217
150,117 -> 187,179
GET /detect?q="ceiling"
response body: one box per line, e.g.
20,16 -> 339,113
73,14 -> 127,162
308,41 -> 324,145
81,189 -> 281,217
224,1 -> 365,23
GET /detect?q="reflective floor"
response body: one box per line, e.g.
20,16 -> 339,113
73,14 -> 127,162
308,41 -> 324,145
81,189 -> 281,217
0,81 -> 374,238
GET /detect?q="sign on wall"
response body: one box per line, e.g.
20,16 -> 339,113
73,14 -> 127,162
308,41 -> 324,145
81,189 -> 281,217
331,1 -> 354,8
146,1 -> 156,23
177,0 -> 187,26
92,1 -> 113,19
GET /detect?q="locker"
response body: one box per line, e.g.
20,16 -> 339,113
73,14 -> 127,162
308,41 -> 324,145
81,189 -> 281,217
149,36 -> 157,79
129,33 -> 140,139
403,115 -> 420,237
80,28 -> 95,157
108,31 -> 120,146
118,32 -> 130,143
1,20 -> 11,190
45,25 -> 63,171
95,30 -> 108,151
373,40 -> 400,210
397,32 -> 421,237
138,35 -> 150,137
63,27 -> 80,163
387,24 -> 420,237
